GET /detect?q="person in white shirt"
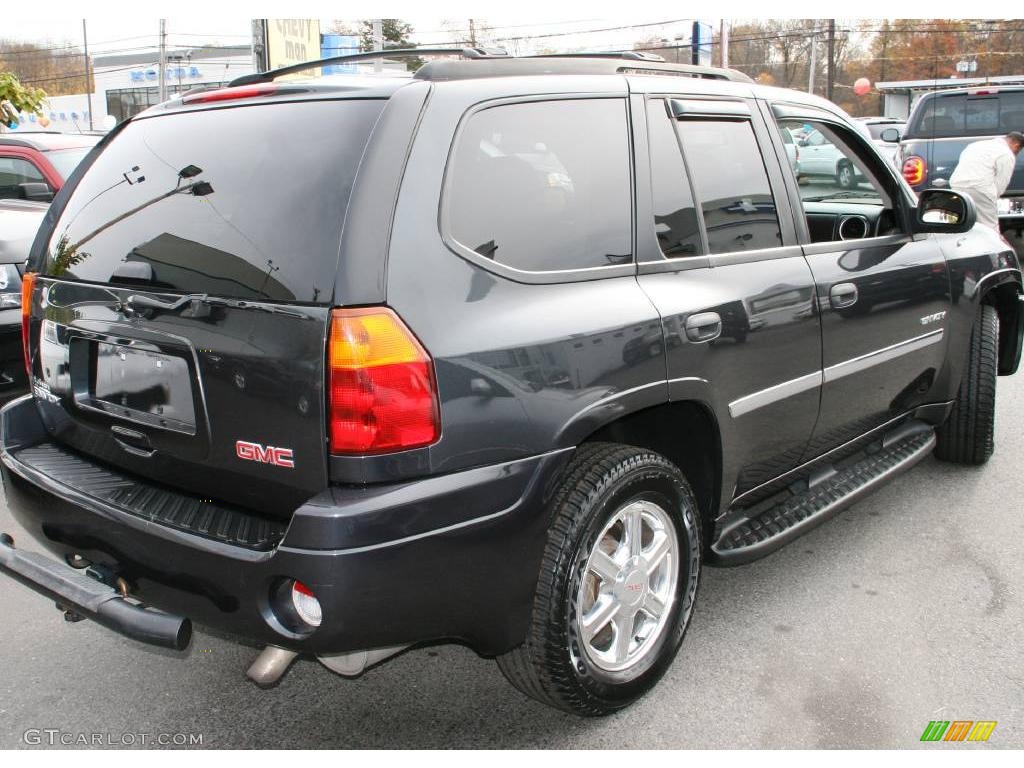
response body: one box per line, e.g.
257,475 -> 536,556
949,132 -> 1024,232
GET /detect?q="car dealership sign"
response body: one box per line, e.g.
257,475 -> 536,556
264,19 -> 321,73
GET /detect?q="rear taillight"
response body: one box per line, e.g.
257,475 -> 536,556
327,307 -> 440,454
21,272 -> 35,377
902,155 -> 926,186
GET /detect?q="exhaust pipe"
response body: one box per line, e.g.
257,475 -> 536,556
246,646 -> 299,685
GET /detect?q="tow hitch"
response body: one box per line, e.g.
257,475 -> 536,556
0,533 -> 191,651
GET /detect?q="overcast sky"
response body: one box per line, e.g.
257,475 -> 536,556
2,17 -> 715,58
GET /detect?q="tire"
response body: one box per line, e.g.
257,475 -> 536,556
497,442 -> 701,716
935,304 -> 999,465
836,161 -> 854,189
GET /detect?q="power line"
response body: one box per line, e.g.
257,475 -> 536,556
19,63 -> 147,85
415,17 -> 695,46
0,35 -> 157,56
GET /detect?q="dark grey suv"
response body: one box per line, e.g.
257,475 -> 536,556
1,50 -> 1021,716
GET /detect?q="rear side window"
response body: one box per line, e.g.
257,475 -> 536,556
646,100 -> 703,258
676,120 -> 782,254
446,98 -> 632,273
43,100 -> 385,302
909,91 -> 1024,138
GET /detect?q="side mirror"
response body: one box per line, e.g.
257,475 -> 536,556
797,138 -> 809,147
914,189 -> 976,234
880,127 -> 901,143
18,182 -> 54,203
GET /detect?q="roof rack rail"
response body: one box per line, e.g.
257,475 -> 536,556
529,51 -> 666,62
415,56 -> 753,84
230,47 -> 509,87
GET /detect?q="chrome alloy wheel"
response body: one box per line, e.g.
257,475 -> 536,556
575,499 -> 679,675
837,163 -> 854,188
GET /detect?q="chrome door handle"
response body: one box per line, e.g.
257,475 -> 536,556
829,282 -> 858,309
685,312 -> 722,342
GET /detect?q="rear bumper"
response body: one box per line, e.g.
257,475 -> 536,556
0,395 -> 571,656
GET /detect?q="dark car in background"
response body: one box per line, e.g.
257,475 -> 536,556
0,199 -> 45,402
899,86 -> 1024,238
0,132 -> 101,202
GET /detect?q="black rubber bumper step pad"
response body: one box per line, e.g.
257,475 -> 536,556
713,428 -> 935,563
12,443 -> 286,551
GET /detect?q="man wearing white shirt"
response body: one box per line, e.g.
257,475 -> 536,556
949,131 -> 1024,232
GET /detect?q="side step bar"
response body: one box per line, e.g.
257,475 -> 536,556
711,423 -> 936,566
0,534 -> 191,650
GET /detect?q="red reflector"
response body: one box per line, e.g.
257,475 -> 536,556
290,580 -> 322,628
327,307 -> 440,455
21,272 -> 35,378
182,84 -> 278,105
902,155 -> 926,187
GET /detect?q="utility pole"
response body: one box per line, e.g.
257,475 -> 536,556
720,20 -> 729,69
808,33 -> 817,94
251,19 -> 267,73
468,19 -> 477,47
826,19 -> 835,102
372,19 -> 383,73
82,19 -> 93,130
158,20 -> 167,102
877,30 -> 889,115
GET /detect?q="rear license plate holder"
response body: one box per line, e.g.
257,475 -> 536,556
76,340 -> 197,434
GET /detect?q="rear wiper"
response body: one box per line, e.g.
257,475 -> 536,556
123,293 -> 304,318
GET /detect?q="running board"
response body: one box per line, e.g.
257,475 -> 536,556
711,424 -> 936,566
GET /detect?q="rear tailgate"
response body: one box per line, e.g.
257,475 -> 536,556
903,88 -> 1024,193
24,97 -> 385,517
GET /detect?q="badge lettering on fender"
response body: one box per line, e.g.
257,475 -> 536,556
920,311 -> 947,325
236,440 -> 294,468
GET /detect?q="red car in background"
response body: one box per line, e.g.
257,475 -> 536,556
0,132 -> 101,202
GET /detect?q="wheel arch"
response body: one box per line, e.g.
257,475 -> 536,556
579,400 -> 722,548
980,277 -> 1023,375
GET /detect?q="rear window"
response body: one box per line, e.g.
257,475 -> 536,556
45,148 -> 94,181
908,91 -> 1024,138
43,100 -> 384,302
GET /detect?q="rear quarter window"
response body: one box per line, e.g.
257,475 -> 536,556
445,98 -> 632,274
43,100 -> 385,302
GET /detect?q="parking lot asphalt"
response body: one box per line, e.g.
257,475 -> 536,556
1,373 -> 1022,750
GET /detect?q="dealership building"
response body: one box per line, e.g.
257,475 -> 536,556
8,45 -> 254,132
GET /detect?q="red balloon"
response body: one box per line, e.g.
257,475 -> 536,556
854,77 -> 871,96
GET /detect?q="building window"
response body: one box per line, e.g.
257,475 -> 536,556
106,82 -> 231,124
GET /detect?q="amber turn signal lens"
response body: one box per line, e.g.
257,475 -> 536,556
327,307 -> 439,454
